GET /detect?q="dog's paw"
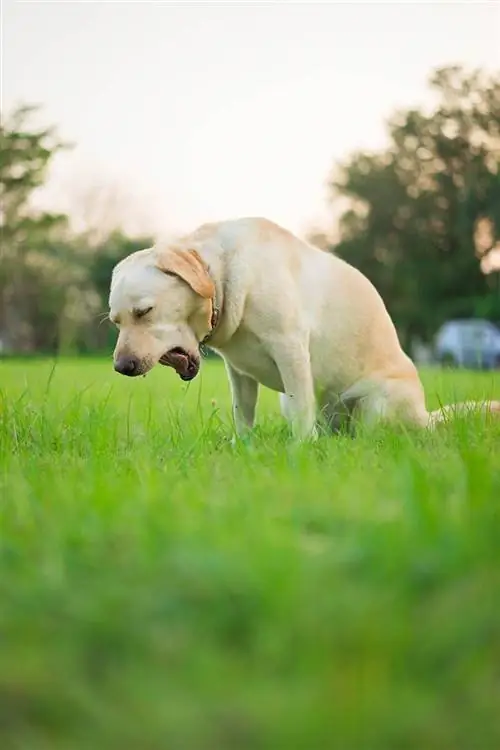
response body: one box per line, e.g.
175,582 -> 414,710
293,425 -> 319,444
230,432 -> 255,450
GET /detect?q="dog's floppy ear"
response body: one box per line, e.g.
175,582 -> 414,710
155,248 -> 214,299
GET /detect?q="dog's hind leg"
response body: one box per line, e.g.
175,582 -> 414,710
349,376 -> 429,431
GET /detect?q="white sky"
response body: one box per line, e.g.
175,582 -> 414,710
2,0 -> 500,238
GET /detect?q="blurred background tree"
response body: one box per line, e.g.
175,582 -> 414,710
1,104 -> 72,352
324,65 -> 500,349
0,105 -> 153,355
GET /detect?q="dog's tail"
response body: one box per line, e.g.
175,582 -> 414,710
427,400 -> 500,429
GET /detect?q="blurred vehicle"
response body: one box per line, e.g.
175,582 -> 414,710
434,319 -> 500,369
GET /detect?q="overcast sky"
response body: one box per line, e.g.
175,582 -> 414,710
3,0 -> 500,237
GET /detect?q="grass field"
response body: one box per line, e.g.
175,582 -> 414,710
1,357 -> 500,750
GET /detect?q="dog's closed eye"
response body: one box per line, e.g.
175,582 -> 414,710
134,306 -> 153,319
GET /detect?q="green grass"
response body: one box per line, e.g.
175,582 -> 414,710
1,357 -> 500,750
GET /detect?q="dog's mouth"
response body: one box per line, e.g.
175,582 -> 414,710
159,347 -> 200,381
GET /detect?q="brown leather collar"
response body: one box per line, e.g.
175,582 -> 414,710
201,280 -> 220,345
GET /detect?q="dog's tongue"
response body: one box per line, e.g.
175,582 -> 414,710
160,349 -> 189,376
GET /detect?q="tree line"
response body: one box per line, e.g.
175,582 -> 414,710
1,65 -> 499,356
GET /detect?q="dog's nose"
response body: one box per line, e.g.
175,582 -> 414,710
114,356 -> 140,376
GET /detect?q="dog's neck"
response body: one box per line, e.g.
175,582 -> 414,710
202,280 -> 221,345
200,254 -> 224,346
187,237 -> 232,349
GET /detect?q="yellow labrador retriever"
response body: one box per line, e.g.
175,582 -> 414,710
108,217 -> 499,439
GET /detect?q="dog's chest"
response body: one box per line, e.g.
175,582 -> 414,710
214,328 -> 284,392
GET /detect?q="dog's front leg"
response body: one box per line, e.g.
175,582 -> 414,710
224,361 -> 259,439
269,337 -> 317,441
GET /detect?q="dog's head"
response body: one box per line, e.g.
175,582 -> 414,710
108,244 -> 216,380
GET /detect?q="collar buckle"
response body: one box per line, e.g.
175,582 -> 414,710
201,304 -> 219,346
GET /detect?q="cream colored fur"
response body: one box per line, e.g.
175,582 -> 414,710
108,217 -> 500,440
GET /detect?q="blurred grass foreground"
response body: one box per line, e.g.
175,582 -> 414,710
1,358 -> 500,749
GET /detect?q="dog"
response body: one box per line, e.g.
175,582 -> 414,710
108,216 -> 500,440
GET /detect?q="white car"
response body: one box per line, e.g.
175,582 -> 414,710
434,319 -> 500,370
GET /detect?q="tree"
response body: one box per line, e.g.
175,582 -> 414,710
0,104 -> 75,351
0,104 -> 161,355
326,65 -> 500,347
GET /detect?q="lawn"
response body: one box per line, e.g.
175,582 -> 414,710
1,357 -> 500,750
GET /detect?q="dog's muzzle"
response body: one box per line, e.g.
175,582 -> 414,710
114,355 -> 143,377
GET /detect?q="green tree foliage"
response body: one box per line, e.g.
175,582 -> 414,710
0,104 -> 77,351
327,65 -> 500,346
0,104 -> 69,245
0,105 -> 152,354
